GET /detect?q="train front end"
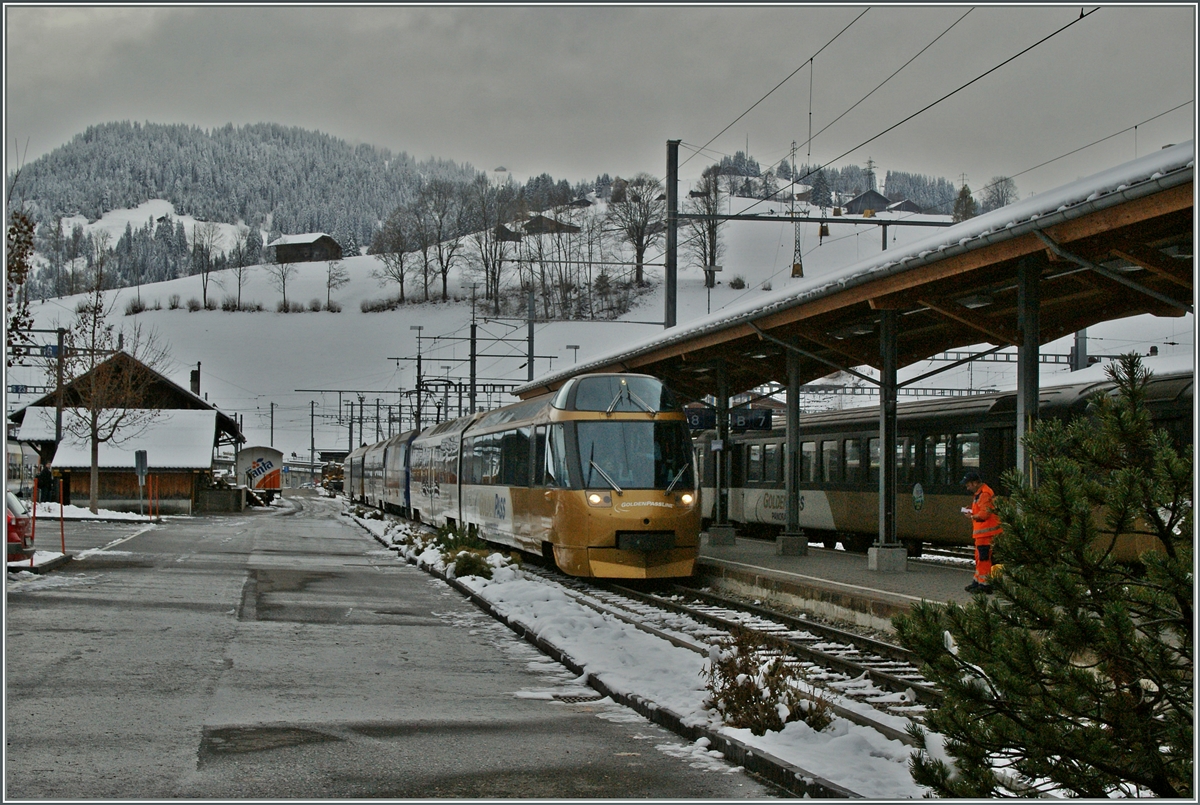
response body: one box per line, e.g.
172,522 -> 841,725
547,375 -> 700,579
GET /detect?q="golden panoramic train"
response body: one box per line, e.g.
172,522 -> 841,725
345,373 -> 700,579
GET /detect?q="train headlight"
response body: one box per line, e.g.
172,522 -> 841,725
586,491 -> 612,507
680,493 -> 694,506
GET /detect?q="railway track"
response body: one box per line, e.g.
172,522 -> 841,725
519,565 -> 939,746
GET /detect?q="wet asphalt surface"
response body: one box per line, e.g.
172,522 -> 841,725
5,492 -> 779,798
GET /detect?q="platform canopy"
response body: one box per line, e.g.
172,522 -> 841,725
513,143 -> 1194,403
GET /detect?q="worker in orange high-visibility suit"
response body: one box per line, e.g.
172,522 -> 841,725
961,471 -> 1001,594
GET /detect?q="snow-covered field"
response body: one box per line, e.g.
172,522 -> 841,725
9,181 -> 1192,460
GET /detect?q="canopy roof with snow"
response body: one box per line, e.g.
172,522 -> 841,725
515,142 -> 1194,402
17,408 -> 219,470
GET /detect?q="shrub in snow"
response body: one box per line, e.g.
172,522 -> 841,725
187,297 -> 202,312
433,522 -> 488,554
289,301 -> 305,313
308,298 -> 322,312
168,294 -> 181,310
728,275 -> 747,289
152,299 -> 162,310
761,281 -> 772,292
325,300 -> 342,313
452,550 -> 493,580
124,298 -> 146,316
221,296 -> 239,312
703,627 -> 832,736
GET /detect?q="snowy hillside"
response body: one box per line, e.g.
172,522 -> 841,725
8,195 -> 1191,459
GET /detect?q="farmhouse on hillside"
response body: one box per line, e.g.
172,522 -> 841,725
842,189 -> 893,216
522,214 -> 582,235
267,232 -> 343,263
8,352 -> 245,514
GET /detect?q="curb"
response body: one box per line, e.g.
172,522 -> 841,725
7,554 -> 73,575
356,520 -> 859,799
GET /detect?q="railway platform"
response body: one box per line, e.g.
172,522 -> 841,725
694,535 -> 978,634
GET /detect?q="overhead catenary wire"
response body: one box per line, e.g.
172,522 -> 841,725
680,7 -> 870,171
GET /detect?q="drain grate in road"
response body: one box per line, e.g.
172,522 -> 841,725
553,694 -> 604,703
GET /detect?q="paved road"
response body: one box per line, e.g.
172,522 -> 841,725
5,492 -> 777,799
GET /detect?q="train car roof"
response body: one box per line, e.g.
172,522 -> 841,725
745,364 -> 1193,433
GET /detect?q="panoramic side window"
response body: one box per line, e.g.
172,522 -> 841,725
801,441 -> 817,483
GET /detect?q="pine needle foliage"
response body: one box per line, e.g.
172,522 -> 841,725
894,355 -> 1192,798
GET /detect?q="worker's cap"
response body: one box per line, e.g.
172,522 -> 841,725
960,471 -> 982,485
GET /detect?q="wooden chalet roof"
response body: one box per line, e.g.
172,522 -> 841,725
514,143 -> 1194,404
8,351 -> 243,444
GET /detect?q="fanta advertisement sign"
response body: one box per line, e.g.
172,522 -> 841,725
247,457 -> 281,490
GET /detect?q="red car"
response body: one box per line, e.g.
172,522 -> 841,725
7,492 -> 34,561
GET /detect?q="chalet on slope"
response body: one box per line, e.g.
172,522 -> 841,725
886,198 -> 923,214
522,214 -> 581,235
267,232 -> 342,263
842,189 -> 893,215
8,352 -> 244,514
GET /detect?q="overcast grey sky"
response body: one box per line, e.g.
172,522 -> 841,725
4,5 -> 1196,194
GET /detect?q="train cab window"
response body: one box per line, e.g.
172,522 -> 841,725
956,432 -> 980,478
537,424 -> 572,488
566,375 -> 681,413
843,439 -> 861,484
747,444 -> 763,483
801,442 -> 817,482
764,443 -> 781,483
923,434 -> 950,486
821,440 -> 840,483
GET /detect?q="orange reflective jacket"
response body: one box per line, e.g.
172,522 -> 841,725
971,483 -> 1002,544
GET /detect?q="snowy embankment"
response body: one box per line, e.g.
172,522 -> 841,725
350,510 -> 930,799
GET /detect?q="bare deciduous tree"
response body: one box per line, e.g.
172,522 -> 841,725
979,176 -> 1019,213
606,172 -> 665,286
51,235 -> 170,513
685,165 -> 725,289
191,221 -> 224,306
325,258 -> 349,308
263,248 -> 298,308
368,207 -> 416,303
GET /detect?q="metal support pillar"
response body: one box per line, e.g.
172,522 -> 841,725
1016,256 -> 1041,483
777,348 -> 807,555
1071,328 -> 1088,371
869,309 -> 907,571
881,223 -> 888,251
708,362 -> 736,545
665,139 -> 679,329
527,287 -> 536,382
469,319 -> 478,413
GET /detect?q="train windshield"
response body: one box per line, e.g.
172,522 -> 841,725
568,376 -> 681,413
576,421 -> 694,491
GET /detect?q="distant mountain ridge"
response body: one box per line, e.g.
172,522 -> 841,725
7,120 -> 482,255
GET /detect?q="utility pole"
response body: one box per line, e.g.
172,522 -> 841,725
665,139 -> 679,329
470,286 -> 478,414
55,327 -> 65,445
269,402 -> 275,447
527,287 -> 535,382
356,394 -> 365,446
410,325 -> 424,432
309,401 -> 316,484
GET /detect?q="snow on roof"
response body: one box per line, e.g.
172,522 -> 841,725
515,141 -> 1195,396
267,232 -> 334,247
19,408 -> 217,469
